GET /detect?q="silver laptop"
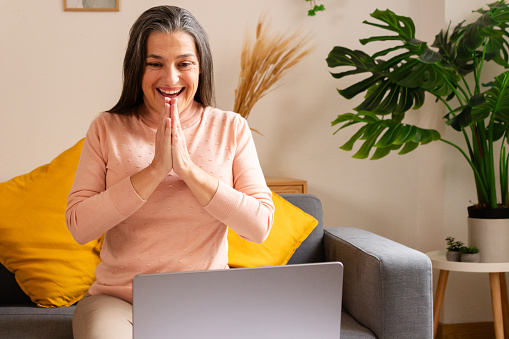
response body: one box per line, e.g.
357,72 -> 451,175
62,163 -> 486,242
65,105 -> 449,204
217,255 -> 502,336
133,262 -> 343,339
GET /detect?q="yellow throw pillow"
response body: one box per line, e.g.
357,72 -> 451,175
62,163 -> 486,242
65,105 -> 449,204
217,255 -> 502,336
228,192 -> 318,267
0,138 -> 102,308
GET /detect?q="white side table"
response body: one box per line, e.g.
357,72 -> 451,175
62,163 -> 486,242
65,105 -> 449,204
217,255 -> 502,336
426,250 -> 509,339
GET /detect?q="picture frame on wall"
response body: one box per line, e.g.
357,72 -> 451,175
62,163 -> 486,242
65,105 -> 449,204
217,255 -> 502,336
64,0 -> 119,12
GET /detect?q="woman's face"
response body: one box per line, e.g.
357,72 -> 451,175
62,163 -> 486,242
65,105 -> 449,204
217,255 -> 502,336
142,31 -> 200,116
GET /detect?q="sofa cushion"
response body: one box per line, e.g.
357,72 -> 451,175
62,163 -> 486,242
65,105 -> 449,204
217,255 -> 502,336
0,305 -> 74,339
228,192 -> 318,267
0,139 -> 102,308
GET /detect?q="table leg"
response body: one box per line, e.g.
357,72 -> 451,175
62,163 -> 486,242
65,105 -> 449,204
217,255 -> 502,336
433,270 -> 449,339
500,273 -> 509,337
489,272 -> 505,339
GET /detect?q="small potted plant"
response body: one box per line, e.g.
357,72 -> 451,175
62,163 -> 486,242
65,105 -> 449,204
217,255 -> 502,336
460,246 -> 480,263
445,237 -> 463,262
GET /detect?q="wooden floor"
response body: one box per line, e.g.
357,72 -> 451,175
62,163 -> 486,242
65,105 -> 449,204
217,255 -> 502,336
437,322 -> 495,339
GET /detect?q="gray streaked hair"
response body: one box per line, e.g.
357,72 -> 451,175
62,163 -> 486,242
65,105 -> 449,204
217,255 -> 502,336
109,5 -> 215,114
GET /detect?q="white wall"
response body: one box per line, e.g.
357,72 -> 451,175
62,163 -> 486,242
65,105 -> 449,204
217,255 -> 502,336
0,0 -> 505,324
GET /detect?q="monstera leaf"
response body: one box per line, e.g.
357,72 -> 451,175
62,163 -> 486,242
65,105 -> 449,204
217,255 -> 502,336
447,71 -> 509,134
332,112 -> 440,160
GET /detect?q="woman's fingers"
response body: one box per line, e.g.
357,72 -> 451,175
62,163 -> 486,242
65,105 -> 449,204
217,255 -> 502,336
159,98 -> 171,128
151,98 -> 173,174
169,99 -> 193,176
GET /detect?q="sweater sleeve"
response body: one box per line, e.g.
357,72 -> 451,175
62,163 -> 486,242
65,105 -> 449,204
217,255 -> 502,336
203,115 -> 274,244
65,116 -> 146,245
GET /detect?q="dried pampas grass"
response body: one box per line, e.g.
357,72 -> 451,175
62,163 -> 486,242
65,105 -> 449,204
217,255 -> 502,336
234,15 -> 313,123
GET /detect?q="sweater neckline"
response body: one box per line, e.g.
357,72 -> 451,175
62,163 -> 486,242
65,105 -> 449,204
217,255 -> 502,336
139,101 -> 204,130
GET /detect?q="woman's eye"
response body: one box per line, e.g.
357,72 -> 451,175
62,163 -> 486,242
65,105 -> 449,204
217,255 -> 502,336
146,62 -> 162,68
179,62 -> 196,69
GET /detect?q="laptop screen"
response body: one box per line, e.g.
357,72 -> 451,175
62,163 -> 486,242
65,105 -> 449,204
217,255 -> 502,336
133,262 -> 343,339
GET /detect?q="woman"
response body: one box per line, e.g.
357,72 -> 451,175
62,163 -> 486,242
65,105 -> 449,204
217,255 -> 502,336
66,5 -> 274,338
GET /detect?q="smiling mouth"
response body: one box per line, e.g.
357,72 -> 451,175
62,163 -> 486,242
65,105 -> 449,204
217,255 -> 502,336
158,88 -> 184,98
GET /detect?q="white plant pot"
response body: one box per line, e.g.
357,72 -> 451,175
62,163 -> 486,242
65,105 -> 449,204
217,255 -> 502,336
467,217 -> 509,263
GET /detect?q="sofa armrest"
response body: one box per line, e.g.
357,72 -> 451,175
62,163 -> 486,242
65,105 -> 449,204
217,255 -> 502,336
324,227 -> 433,339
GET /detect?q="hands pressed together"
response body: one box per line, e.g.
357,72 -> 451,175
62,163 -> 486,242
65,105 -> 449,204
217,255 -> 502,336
131,98 -> 219,205
151,97 -> 193,178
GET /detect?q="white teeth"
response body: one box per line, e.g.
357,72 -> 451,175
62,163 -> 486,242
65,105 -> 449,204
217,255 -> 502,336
159,89 -> 181,95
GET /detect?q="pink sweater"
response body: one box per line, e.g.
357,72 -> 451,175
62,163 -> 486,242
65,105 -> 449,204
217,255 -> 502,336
66,103 -> 274,303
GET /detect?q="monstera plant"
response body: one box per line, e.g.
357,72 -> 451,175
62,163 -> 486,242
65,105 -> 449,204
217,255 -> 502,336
327,1 -> 509,211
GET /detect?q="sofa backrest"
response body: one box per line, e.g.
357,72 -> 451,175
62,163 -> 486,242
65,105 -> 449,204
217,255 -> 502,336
281,194 -> 325,265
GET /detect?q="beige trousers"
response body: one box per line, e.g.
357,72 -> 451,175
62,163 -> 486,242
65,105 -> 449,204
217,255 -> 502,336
73,293 -> 133,339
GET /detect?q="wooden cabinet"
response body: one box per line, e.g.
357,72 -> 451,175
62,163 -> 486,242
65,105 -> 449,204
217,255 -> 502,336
265,177 -> 307,194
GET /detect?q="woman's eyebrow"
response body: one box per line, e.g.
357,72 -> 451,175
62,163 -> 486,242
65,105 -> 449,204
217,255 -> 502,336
146,54 -> 163,59
177,53 -> 197,59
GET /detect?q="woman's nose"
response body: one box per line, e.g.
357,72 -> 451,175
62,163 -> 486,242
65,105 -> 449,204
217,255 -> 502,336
162,65 -> 179,84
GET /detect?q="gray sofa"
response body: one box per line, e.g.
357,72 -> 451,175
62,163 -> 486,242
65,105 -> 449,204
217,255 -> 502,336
0,193 -> 433,338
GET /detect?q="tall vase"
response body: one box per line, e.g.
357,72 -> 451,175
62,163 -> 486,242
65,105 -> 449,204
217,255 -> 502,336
467,206 -> 509,263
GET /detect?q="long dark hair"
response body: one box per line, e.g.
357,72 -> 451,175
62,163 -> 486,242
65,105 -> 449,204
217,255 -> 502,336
109,6 -> 215,114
